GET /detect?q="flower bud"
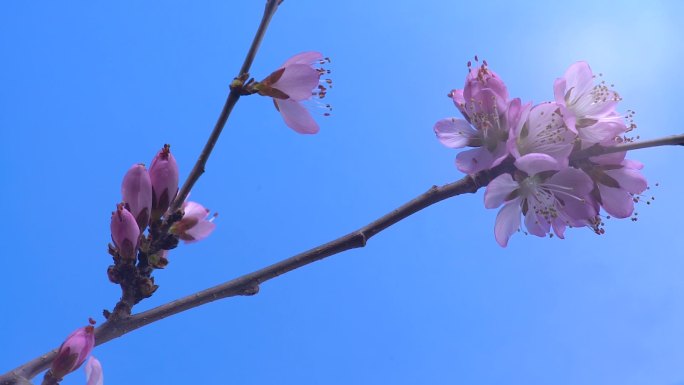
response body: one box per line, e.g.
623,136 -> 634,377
121,163 -> 152,231
110,203 -> 140,260
50,326 -> 95,379
149,144 -> 179,220
170,201 -> 216,243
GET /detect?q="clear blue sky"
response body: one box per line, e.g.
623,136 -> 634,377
2,1 -> 684,384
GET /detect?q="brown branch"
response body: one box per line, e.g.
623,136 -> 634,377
2,133 -> 684,384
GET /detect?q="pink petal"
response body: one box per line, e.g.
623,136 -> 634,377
85,356 -> 103,385
283,51 -> 323,67
623,158 -> 644,170
551,218 -> 567,239
514,153 -> 561,175
548,167 -> 594,196
518,102 -> 575,163
583,99 -> 618,118
185,220 -> 216,243
275,99 -> 319,134
450,89 -> 468,119
455,147 -> 494,174
524,208 -> 549,238
489,141 -> 511,169
484,173 -> 518,209
590,151 -> 626,165
464,67 -> 509,112
553,78 -> 567,107
494,200 -> 521,247
433,118 -> 477,149
547,168 -> 596,224
579,118 -> 627,144
182,201 -> 210,221
271,64 -> 320,101
561,61 -> 594,100
605,167 -> 648,194
598,184 -> 634,218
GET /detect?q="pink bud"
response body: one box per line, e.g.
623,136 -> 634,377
170,201 -> 216,243
50,326 -> 95,379
121,163 -> 152,230
85,356 -> 103,385
110,203 -> 140,260
149,144 -> 179,220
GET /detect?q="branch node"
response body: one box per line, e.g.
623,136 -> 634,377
241,284 -> 260,296
358,232 -> 368,247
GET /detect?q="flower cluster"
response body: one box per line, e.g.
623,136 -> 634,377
47,321 -> 103,385
109,145 -> 216,298
434,59 -> 647,247
256,51 -> 332,134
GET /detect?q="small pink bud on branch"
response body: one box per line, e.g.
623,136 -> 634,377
121,163 -> 153,231
110,203 -> 140,261
149,144 -> 179,221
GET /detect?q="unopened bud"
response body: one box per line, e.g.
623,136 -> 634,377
149,144 -> 179,220
121,163 -> 152,231
50,326 -> 95,379
110,203 -> 140,260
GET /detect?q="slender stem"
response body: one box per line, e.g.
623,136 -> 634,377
168,0 -> 280,215
1,134 -> 683,384
571,133 -> 684,160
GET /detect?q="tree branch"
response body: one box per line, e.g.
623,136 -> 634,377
168,0 -> 280,215
5,132 -> 682,384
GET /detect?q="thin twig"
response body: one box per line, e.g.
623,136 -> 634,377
571,133 -> 684,160
4,132 -> 683,384
168,0 -> 280,215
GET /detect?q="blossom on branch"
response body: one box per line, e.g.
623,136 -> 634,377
554,61 -> 627,145
577,152 -> 648,219
434,61 -> 522,174
484,153 -> 596,247
434,59 -> 648,246
257,51 -> 332,134
508,101 -> 576,164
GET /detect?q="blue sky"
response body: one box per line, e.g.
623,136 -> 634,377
1,1 -> 684,384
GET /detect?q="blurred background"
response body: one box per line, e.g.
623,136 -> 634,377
1,1 -> 683,384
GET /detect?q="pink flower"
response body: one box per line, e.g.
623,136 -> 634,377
121,163 -> 152,230
258,51 -> 331,134
85,356 -> 103,385
149,144 -> 179,220
110,203 -> 140,260
170,201 -> 216,243
484,153 -> 596,247
576,151 -> 648,218
508,101 -> 576,164
554,61 -> 626,145
50,326 -> 95,379
434,62 -> 518,174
